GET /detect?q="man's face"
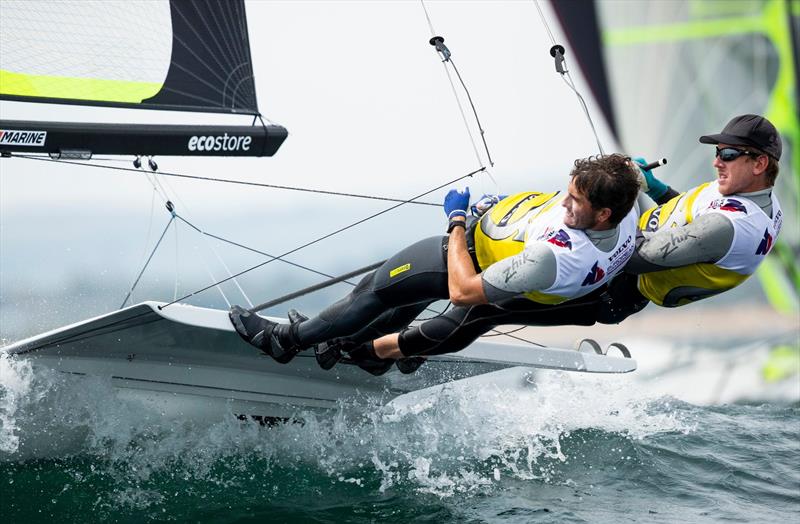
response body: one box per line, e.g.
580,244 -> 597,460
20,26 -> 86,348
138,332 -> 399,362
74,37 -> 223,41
563,179 -> 601,229
713,142 -> 766,195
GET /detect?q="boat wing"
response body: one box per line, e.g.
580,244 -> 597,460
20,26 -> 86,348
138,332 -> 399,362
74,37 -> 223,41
1,302 -> 634,419
3,302 -> 635,374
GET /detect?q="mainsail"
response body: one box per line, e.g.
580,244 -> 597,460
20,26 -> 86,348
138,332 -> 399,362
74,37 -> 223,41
0,0 -> 287,157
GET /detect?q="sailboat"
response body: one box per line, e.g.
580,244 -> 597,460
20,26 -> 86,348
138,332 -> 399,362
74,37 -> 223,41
0,0 -> 635,421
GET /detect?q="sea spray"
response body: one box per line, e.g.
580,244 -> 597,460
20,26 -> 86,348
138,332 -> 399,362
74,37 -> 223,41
0,352 -> 39,453
0,357 -> 699,516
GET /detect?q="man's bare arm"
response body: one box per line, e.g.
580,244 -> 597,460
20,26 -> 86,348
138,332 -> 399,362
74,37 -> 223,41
446,219 -> 488,306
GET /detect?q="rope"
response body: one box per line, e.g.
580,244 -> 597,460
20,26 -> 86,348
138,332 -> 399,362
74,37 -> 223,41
532,0 -> 558,46
173,218 -> 180,302
420,0 -> 497,177
159,167 -> 484,309
172,216 -> 455,320
531,0 -> 605,155
448,58 -> 495,168
119,216 -> 175,309
8,154 -> 440,207
140,172 -> 254,307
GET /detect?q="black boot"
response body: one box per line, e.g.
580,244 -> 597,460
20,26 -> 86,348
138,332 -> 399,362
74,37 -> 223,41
314,340 -> 344,370
229,306 -> 305,364
268,310 -> 308,364
229,305 -> 278,356
343,341 -> 395,376
396,357 -> 427,374
287,309 -> 308,324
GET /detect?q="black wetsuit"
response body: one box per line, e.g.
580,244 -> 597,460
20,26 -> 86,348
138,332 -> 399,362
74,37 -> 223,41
396,272 -> 648,356
291,235 -> 453,348
288,231 -> 648,355
389,191 -> 684,357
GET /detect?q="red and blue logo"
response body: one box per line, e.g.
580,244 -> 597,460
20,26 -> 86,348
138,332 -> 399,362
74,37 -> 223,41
547,229 -> 572,250
581,261 -> 605,286
711,198 -> 747,214
755,229 -> 773,255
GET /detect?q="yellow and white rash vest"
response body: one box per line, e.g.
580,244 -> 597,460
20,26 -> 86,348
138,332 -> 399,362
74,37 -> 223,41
637,181 -> 783,307
473,191 -> 638,304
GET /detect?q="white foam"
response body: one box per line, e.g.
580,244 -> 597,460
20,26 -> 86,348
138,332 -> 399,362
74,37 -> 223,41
0,354 -> 692,499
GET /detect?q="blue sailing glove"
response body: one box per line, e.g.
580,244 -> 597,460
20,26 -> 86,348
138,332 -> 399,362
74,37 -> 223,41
633,157 -> 668,200
470,194 -> 507,217
443,187 -> 470,219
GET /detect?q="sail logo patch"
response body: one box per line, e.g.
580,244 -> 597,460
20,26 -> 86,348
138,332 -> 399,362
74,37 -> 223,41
709,198 -> 747,214
755,229 -> 773,256
544,229 -> 572,250
581,261 -> 605,286
0,129 -> 47,147
188,133 -> 252,152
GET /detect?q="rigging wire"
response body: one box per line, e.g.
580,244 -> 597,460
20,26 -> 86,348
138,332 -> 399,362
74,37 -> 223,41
176,215 -> 354,283
420,0 -> 498,193
448,58 -> 495,169
135,168 -> 252,307
130,185 -> 159,305
149,167 -> 256,308
490,329 -> 545,347
119,215 -> 175,309
531,0 -> 605,155
173,218 -> 180,302
8,154 -> 440,207
159,167 -> 484,309
6,151 -> 458,319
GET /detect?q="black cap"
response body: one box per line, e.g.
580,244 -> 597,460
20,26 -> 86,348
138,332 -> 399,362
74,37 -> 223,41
699,114 -> 782,160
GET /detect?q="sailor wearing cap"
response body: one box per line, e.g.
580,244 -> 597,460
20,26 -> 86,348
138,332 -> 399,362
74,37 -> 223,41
619,114 -> 783,309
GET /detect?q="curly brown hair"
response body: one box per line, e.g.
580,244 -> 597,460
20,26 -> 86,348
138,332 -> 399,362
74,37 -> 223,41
569,153 -> 640,225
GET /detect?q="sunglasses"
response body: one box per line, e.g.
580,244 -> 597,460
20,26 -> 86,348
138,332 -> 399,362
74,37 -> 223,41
715,147 -> 758,162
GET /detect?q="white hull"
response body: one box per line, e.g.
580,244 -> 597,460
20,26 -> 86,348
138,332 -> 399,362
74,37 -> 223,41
3,302 -> 636,420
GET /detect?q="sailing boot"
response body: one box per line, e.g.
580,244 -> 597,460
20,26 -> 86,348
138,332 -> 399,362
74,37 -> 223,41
287,309 -> 308,324
229,306 -> 306,364
395,357 -> 427,375
267,310 -> 308,364
229,305 -> 278,356
267,308 -> 308,364
341,340 -> 395,376
314,340 -> 344,370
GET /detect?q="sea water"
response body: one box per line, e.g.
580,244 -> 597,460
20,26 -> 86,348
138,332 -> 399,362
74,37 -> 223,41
1,352 -> 798,523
